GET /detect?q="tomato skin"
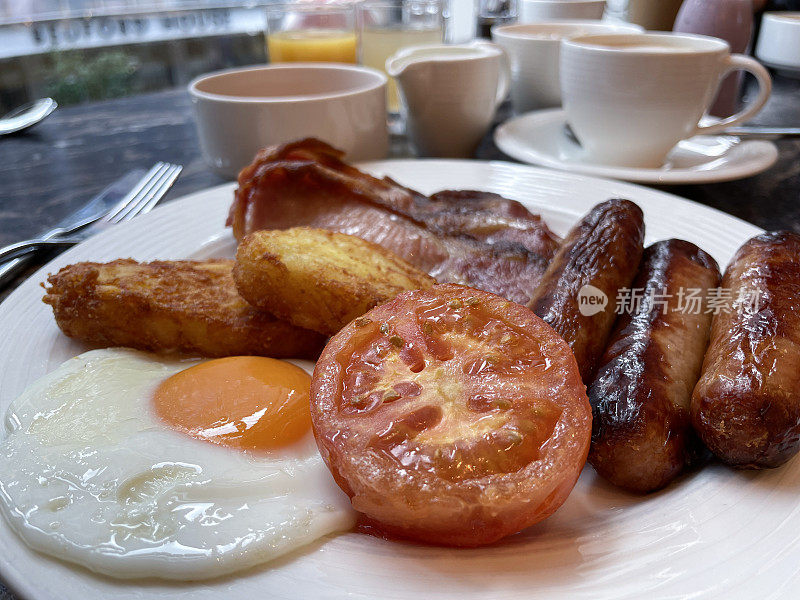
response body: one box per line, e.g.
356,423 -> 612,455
311,284 -> 591,547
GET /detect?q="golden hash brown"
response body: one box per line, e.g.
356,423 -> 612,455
233,228 -> 436,336
43,259 -> 325,358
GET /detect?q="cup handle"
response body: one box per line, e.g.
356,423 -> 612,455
469,40 -> 511,107
692,54 -> 772,137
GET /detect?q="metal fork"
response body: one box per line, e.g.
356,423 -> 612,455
0,163 -> 182,266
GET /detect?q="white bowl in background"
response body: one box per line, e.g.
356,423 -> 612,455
189,64 -> 388,179
519,0 -> 606,23
756,12 -> 800,76
492,20 -> 643,113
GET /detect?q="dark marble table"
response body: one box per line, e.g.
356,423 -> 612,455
0,72 -> 798,598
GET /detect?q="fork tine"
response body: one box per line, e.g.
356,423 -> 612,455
116,164 -> 182,223
138,165 -> 182,216
103,163 -> 169,223
110,163 -> 172,223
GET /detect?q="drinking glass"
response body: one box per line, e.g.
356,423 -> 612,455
477,0 -> 517,38
267,3 -> 358,64
358,0 -> 444,112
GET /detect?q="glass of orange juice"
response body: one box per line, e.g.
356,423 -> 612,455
267,3 -> 359,64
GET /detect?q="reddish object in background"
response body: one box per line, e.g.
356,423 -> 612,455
674,0 -> 754,118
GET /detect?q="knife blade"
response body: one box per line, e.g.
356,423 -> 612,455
0,169 -> 147,290
721,126 -> 800,137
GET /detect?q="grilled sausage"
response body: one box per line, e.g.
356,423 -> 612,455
588,240 -> 720,492
692,231 -> 800,469
528,199 -> 645,381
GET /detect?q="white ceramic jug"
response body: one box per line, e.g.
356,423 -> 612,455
386,41 -> 510,158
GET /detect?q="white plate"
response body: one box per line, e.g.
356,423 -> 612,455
2,160 -> 796,600
494,109 -> 779,185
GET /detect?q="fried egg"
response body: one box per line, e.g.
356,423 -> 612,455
0,348 -> 355,580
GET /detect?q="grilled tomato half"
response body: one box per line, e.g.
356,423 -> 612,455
310,284 -> 591,546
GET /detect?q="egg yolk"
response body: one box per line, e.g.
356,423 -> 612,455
153,356 -> 312,452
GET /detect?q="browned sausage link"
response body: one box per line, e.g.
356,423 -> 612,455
528,198 -> 645,381
588,240 -> 720,493
692,231 -> 800,469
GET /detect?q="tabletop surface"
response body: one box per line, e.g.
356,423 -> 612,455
0,71 -> 799,598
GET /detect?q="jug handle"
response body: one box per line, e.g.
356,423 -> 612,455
469,40 -> 511,107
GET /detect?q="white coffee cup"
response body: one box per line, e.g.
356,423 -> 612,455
190,64 -> 388,179
519,0 -> 606,22
755,12 -> 800,74
492,20 -> 643,113
386,41 -> 510,158
560,32 -> 772,168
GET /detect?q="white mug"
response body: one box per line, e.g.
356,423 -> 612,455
386,41 -> 510,158
492,20 -> 643,113
755,12 -> 800,73
519,0 -> 606,22
560,32 -> 772,168
190,64 -> 388,179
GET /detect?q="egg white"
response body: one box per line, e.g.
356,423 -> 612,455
0,348 -> 355,580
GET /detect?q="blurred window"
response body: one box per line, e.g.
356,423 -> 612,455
0,1 -> 277,111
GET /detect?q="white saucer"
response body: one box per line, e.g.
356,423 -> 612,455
759,59 -> 800,79
494,108 -> 779,185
